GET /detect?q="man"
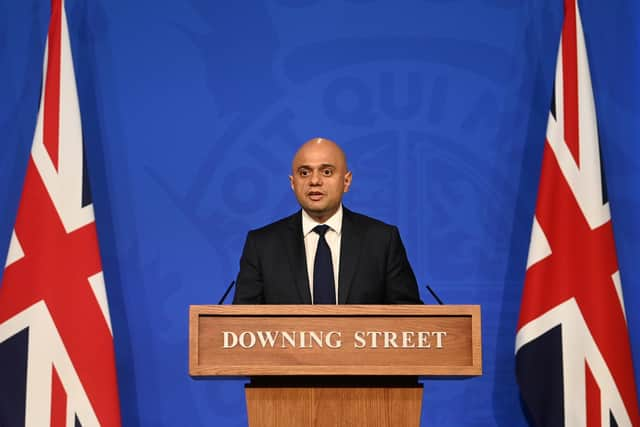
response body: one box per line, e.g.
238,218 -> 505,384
232,138 -> 422,304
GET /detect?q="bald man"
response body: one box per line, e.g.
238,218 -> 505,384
232,138 -> 422,304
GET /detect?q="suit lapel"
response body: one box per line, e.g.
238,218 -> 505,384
283,211 -> 312,304
338,208 -> 362,304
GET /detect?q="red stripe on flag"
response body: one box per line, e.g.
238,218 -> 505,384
586,362 -> 601,427
562,0 -> 580,166
43,0 -> 62,170
51,367 -> 67,427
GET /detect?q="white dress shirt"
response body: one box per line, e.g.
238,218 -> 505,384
301,205 -> 342,304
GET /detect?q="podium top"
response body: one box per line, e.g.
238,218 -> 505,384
189,304 -> 481,376
191,304 -> 477,316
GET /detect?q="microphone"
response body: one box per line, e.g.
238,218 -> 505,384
425,284 -> 444,305
217,280 -> 236,305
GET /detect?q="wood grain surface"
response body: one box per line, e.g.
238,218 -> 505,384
189,305 -> 482,376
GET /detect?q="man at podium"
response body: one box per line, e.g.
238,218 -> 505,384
233,137 -> 422,305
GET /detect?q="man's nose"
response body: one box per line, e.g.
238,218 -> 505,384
310,171 -> 322,185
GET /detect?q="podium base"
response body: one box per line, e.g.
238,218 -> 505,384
245,376 -> 423,427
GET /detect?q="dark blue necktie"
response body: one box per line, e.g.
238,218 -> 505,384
312,225 -> 336,304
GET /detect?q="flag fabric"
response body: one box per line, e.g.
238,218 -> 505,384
515,0 -> 640,426
0,0 -> 122,425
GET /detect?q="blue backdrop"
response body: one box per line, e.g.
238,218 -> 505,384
1,0 -> 639,425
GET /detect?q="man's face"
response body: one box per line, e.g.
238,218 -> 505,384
289,141 -> 352,222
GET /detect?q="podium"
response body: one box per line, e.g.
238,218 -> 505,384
189,305 -> 481,427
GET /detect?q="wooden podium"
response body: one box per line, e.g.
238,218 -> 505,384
189,305 -> 481,427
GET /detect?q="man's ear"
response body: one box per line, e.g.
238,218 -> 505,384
289,175 -> 294,190
343,171 -> 352,193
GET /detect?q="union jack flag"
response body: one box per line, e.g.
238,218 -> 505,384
515,0 -> 640,426
0,0 -> 122,425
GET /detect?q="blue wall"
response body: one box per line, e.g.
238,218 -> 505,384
1,0 -> 638,425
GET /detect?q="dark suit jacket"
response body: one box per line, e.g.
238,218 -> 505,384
232,207 -> 422,304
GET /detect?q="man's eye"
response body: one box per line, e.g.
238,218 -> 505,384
322,169 -> 333,176
300,170 -> 310,177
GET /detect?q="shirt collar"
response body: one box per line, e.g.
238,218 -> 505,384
302,205 -> 343,237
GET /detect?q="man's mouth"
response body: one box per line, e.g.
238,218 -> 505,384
307,191 -> 324,201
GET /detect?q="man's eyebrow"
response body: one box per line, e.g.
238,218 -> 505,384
297,164 -> 336,170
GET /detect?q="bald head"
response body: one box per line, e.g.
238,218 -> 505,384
291,138 -> 347,174
289,137 -> 352,223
